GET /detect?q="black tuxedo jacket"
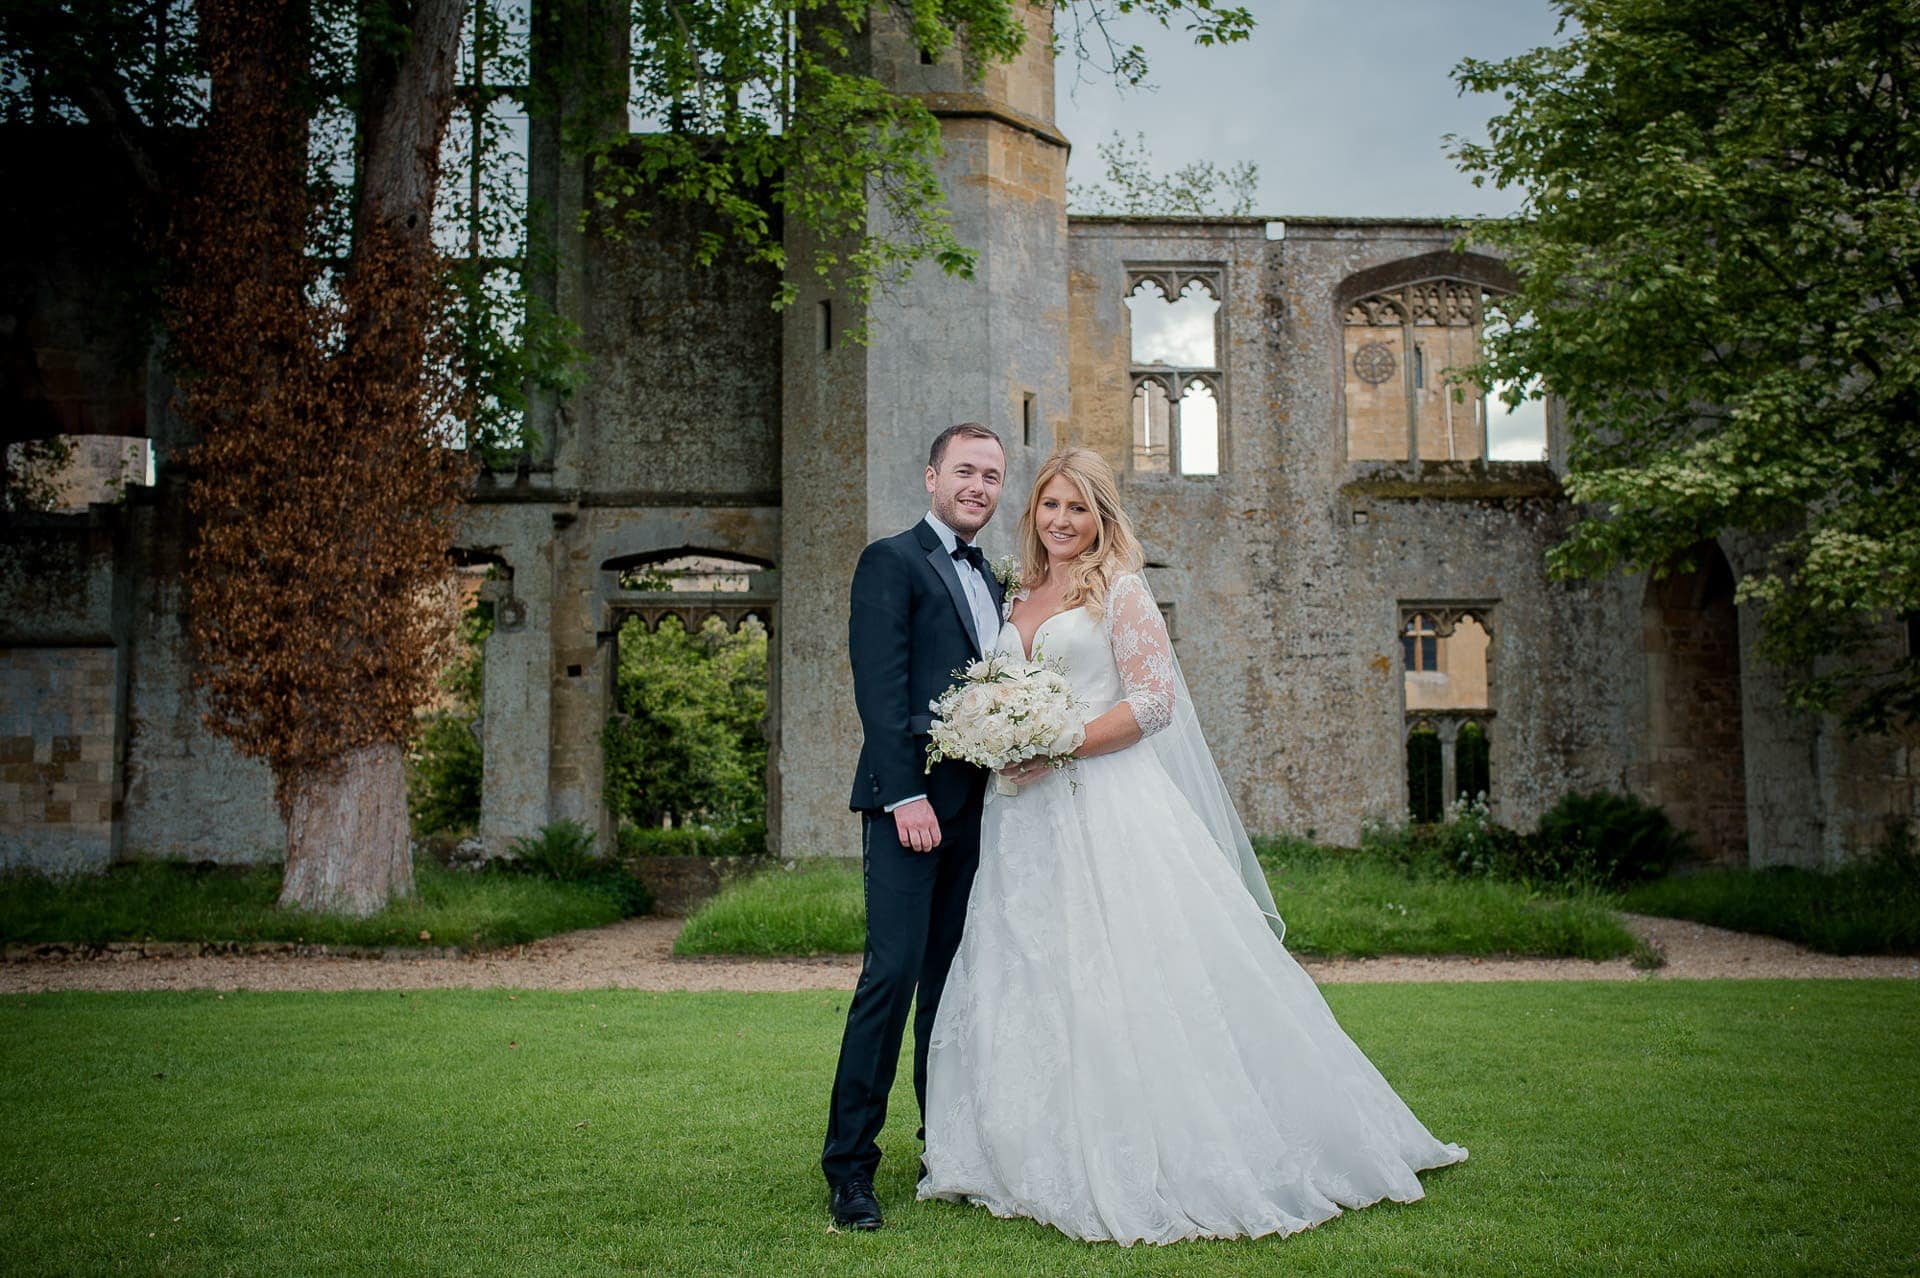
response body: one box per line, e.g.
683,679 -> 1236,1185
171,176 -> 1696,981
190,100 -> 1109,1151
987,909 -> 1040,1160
846,519 -> 1006,820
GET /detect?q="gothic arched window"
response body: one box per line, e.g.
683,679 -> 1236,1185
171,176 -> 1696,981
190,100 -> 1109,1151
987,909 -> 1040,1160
1126,271 -> 1223,475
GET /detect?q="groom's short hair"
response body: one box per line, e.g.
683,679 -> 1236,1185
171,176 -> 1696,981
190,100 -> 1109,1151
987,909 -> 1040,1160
928,422 -> 1002,470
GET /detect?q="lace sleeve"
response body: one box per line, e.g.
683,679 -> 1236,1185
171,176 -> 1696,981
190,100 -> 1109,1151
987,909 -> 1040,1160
1104,573 -> 1175,737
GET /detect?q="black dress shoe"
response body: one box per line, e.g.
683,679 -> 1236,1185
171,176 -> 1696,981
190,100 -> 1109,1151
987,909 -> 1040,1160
829,1177 -> 883,1230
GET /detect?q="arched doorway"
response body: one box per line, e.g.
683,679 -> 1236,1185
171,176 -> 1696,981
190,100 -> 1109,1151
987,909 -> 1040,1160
601,550 -> 780,851
1643,544 -> 1747,863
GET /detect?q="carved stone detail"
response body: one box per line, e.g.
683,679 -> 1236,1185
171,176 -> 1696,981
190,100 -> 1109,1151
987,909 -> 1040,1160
1352,341 -> 1397,385
1344,295 -> 1408,326
1400,602 -> 1496,639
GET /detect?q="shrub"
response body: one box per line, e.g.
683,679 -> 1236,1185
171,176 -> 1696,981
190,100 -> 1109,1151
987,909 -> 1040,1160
617,822 -> 769,859
406,602 -> 490,837
506,819 -> 600,880
604,616 -> 767,829
406,712 -> 482,835
1356,803 -> 1526,882
502,820 -> 652,917
1531,789 -> 1694,888
1428,796 -> 1529,880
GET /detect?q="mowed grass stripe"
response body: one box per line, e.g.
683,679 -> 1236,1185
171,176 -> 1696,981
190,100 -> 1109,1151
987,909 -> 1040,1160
1,981 -> 1915,1276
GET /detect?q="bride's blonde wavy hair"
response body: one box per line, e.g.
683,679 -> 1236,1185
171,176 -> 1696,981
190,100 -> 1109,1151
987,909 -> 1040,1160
1018,447 -> 1144,617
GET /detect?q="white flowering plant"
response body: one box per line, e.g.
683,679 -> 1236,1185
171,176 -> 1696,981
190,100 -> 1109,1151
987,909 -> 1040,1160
925,650 -> 1085,795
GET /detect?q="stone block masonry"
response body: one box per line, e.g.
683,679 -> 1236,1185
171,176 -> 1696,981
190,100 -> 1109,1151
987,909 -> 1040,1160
0,646 -> 118,871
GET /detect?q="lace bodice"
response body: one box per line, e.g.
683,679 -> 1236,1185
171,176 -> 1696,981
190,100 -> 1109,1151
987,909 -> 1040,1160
1004,573 -> 1174,737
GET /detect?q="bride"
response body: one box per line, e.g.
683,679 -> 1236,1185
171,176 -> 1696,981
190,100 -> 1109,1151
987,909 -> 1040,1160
917,447 -> 1468,1245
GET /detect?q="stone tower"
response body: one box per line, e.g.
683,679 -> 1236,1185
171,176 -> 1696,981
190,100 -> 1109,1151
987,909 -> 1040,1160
777,5 -> 1070,855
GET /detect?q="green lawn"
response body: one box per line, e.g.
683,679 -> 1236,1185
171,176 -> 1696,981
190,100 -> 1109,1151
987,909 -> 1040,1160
0,861 -> 630,950
675,852 -> 1645,961
2,982 -> 1914,1275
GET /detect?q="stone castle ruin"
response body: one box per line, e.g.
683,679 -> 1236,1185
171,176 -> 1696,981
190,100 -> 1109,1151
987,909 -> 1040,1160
3,7 -> 1913,873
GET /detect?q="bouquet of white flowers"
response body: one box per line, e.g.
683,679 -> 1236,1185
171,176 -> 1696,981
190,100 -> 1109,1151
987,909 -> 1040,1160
925,651 -> 1085,795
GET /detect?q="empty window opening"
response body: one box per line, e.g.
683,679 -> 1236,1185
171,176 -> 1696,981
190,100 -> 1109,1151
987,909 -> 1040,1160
1406,725 -> 1444,823
1403,612 -> 1489,711
617,554 -> 761,593
1128,277 -> 1218,367
1456,720 -> 1491,803
1125,269 -> 1225,476
1021,392 -> 1035,447
1480,312 -> 1548,461
818,300 -> 832,353
1178,381 -> 1219,475
3,436 -> 155,514
1345,278 -> 1544,464
1402,613 -> 1439,674
1400,604 -> 1496,817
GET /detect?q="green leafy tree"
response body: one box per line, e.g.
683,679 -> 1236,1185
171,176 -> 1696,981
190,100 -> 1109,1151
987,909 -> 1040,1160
1067,129 -> 1259,215
590,2 -> 1254,330
604,615 -> 768,828
407,601 -> 493,835
1451,0 -> 1920,731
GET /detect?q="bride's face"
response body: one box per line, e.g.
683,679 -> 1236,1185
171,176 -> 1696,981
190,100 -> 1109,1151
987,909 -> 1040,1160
1033,475 -> 1098,567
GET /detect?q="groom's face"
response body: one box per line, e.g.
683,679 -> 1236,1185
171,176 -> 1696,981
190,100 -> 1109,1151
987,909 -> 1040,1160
926,436 -> 1005,539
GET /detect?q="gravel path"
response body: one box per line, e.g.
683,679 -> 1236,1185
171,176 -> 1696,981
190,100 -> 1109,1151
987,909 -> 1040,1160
3,912 -> 1915,994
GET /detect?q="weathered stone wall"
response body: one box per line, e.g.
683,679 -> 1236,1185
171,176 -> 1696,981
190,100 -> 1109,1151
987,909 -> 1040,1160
114,488 -> 282,861
0,645 -> 117,871
1068,217 -> 1642,843
575,186 -> 784,500
0,515 -> 120,870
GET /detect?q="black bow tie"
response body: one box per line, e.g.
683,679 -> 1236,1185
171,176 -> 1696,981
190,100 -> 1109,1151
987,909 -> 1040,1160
951,542 -> 988,575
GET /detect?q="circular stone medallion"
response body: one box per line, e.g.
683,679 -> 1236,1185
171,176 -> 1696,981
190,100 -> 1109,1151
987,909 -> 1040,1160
1353,341 -> 1397,386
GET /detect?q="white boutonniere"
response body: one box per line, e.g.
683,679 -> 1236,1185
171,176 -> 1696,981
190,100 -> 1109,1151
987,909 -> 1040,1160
991,554 -> 1021,592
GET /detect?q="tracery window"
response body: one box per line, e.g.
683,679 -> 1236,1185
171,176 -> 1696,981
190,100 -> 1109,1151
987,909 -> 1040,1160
1344,280 -> 1545,463
1127,271 -> 1222,475
436,1 -> 532,452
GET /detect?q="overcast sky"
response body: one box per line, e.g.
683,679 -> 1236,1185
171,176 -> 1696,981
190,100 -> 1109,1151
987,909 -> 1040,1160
1053,0 -> 1568,219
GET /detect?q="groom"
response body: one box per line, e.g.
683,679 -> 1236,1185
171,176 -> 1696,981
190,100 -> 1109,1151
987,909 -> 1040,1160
822,422 -> 1007,1230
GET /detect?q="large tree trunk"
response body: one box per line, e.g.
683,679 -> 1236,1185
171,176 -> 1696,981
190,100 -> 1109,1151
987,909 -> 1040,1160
279,742 -> 414,916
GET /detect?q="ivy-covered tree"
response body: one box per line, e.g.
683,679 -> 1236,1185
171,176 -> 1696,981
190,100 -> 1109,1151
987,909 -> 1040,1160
1452,0 -> 1920,731
172,0 -> 473,914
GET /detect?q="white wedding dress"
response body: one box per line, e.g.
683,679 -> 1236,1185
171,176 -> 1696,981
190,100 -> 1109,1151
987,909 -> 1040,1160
918,573 -> 1467,1245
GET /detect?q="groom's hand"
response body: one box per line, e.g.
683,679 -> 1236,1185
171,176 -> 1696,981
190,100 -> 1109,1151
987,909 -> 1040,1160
892,798 -> 941,853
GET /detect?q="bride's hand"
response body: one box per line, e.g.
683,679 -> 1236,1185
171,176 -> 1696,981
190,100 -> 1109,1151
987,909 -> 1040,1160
999,758 -> 1053,787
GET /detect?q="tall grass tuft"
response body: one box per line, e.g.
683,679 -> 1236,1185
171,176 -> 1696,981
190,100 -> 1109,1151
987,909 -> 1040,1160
673,859 -> 864,956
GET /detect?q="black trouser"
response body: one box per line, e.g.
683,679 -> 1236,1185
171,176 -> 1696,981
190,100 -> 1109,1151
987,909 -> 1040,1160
821,807 -> 981,1190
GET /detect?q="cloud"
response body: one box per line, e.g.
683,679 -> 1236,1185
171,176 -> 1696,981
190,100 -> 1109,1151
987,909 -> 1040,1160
1054,1 -> 1562,219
